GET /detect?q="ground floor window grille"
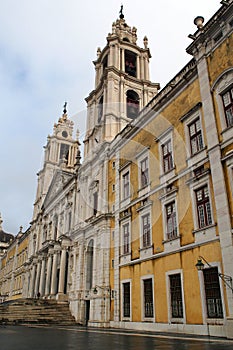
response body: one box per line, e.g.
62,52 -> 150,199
203,267 -> 223,318
169,274 -> 183,318
123,282 -> 130,318
143,278 -> 153,318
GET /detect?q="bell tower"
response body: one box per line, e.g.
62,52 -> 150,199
32,103 -> 80,220
84,7 -> 160,157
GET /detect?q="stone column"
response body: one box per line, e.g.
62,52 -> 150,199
50,251 -> 59,295
58,248 -> 67,295
144,57 -> 149,81
45,253 -> 53,296
34,260 -> 41,297
29,263 -> 36,298
39,257 -> 46,296
137,55 -> 140,79
140,56 -> 144,80
121,48 -> 125,72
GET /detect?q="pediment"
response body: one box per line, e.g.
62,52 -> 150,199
43,170 -> 73,207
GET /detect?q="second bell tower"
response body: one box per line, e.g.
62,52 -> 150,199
84,8 -> 160,157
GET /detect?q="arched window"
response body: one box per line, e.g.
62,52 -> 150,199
123,37 -> 130,42
86,240 -> 94,290
126,90 -> 139,119
125,50 -> 137,77
98,96 -> 103,123
60,143 -> 69,161
102,55 -> 108,71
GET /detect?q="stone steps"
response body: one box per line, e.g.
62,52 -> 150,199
0,298 -> 76,325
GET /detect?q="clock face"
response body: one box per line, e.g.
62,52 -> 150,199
62,131 -> 68,138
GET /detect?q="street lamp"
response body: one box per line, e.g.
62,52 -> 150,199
195,256 -> 233,293
93,286 -> 98,295
92,285 -> 110,295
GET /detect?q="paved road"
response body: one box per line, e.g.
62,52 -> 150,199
0,325 -> 233,350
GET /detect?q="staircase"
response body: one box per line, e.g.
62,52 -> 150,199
0,298 -> 76,325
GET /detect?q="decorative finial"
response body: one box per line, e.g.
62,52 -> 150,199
143,36 -> 148,49
0,213 -> 3,231
97,47 -> 102,58
63,101 -> 67,115
194,16 -> 204,30
119,4 -> 124,19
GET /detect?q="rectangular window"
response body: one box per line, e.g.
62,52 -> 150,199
140,157 -> 149,187
162,140 -> 173,173
123,223 -> 130,254
195,186 -> 212,228
143,278 -> 154,318
123,171 -> 130,199
189,118 -> 204,155
142,214 -> 151,248
93,192 -> 98,216
123,282 -> 130,318
222,88 -> 233,127
166,202 -> 177,240
203,267 -> 223,318
170,274 -> 183,318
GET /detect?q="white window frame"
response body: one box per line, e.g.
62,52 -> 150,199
141,274 -> 155,322
136,148 -> 150,196
138,204 -> 153,258
189,175 -> 216,243
212,68 -> 233,143
166,269 -> 186,324
120,164 -> 131,206
160,189 -> 180,252
120,217 -> 131,256
182,107 -> 206,167
121,279 -> 132,321
197,261 -> 226,324
157,127 -> 175,184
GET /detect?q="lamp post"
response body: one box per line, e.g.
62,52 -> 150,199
195,256 -> 233,293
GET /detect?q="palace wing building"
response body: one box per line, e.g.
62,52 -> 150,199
1,1 -> 233,338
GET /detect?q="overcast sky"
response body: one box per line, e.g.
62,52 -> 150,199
0,0 -> 221,234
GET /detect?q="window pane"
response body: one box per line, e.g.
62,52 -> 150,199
223,92 -> 231,106
123,282 -> 130,317
196,186 -> 212,228
203,268 -> 223,318
123,224 -> 129,254
144,279 -> 153,318
123,172 -> 130,198
166,202 -> 177,240
142,214 -> 150,247
189,118 -> 203,155
170,274 -> 183,318
226,107 -> 233,126
222,88 -> 233,127
141,157 -> 149,187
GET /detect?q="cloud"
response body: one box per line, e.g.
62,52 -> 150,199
0,0 -> 220,233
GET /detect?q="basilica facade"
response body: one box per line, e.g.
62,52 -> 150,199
1,1 -> 233,338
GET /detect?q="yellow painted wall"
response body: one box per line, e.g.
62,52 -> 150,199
208,33 -> 233,87
120,242 -> 223,324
